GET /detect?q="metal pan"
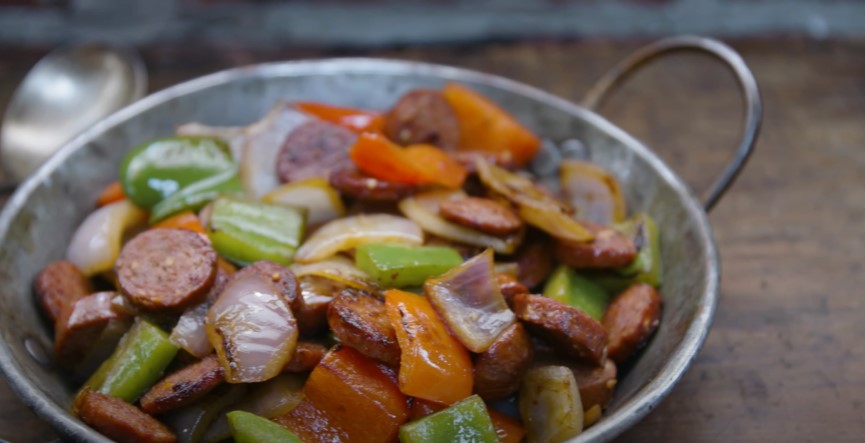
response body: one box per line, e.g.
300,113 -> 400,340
0,35 -> 760,442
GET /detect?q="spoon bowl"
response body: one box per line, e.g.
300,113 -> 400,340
0,42 -> 146,183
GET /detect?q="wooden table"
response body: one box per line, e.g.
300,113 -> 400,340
1,38 -> 863,442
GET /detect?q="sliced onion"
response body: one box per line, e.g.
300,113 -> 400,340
206,273 -> 298,383
560,159 -> 626,225
399,190 -> 523,254
494,261 -> 519,277
294,214 -> 423,263
176,123 -> 248,161
171,302 -> 213,358
476,158 -> 594,243
291,256 -> 378,292
241,103 -> 309,198
425,249 -> 515,353
519,366 -> 584,442
263,177 -> 346,226
164,384 -> 248,443
66,199 -> 147,276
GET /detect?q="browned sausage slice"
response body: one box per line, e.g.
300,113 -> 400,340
603,283 -> 662,363
115,229 -> 217,312
329,167 -> 418,201
496,273 -> 529,307
283,341 -> 328,372
139,354 -> 225,415
35,260 -> 93,322
555,222 -> 637,269
233,260 -> 302,313
327,289 -> 400,366
76,389 -> 176,443
516,235 -> 554,289
296,279 -> 332,337
568,359 -> 618,411
384,90 -> 460,150
474,322 -> 534,400
55,291 -> 125,367
439,197 -> 523,236
513,293 -> 608,365
275,120 -> 357,183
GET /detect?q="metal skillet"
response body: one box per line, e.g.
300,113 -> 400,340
0,35 -> 760,442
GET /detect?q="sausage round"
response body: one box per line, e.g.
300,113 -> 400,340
283,341 -> 328,372
513,293 -> 608,365
276,120 -> 357,183
140,354 -> 225,415
76,389 -> 177,443
115,228 -> 217,312
233,260 -> 302,313
496,273 -> 529,307
555,222 -> 637,269
34,260 -> 93,322
384,90 -> 460,150
327,289 -> 400,367
329,167 -> 418,201
516,235 -> 554,289
603,283 -> 662,363
474,322 -> 533,400
568,359 -> 618,411
439,196 -> 523,236
54,291 -> 124,368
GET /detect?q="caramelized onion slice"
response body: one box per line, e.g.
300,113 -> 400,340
294,214 -> 423,263
66,200 -> 147,277
290,256 -> 378,292
560,159 -> 626,225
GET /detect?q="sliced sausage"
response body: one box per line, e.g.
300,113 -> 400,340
496,273 -> 529,307
283,341 -> 328,372
603,283 -> 662,363
439,197 -> 523,236
140,355 -> 225,415
296,278 -> 332,337
233,260 -> 302,312
329,166 -> 418,201
568,359 -> 618,411
384,89 -> 459,150
76,389 -> 176,443
55,291 -> 125,367
34,260 -> 93,322
513,293 -> 608,365
474,322 -> 533,400
327,289 -> 400,366
516,235 -> 554,289
555,222 -> 637,269
275,120 -> 356,183
116,229 -> 217,312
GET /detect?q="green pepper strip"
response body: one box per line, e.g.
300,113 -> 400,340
543,265 -> 609,321
149,169 -> 244,223
228,411 -> 303,443
355,243 -> 463,288
399,394 -> 498,443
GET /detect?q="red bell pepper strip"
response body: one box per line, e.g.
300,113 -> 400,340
294,102 -> 384,133
349,133 -> 467,188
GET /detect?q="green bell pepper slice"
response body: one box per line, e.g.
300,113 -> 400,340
586,214 -> 663,293
208,196 -> 307,266
355,243 -> 463,288
399,394 -> 498,443
149,169 -> 244,224
119,136 -> 235,208
227,411 -> 302,443
543,265 -> 609,321
84,319 -> 178,403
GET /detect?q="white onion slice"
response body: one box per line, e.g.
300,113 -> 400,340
170,302 -> 213,358
291,256 -> 377,292
263,177 -> 346,226
294,214 -> 423,263
66,200 -> 147,277
240,103 -> 309,198
176,123 -> 248,161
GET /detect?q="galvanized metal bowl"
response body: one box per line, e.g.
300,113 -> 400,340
0,36 -> 760,442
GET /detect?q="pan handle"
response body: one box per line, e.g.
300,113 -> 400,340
582,35 -> 762,212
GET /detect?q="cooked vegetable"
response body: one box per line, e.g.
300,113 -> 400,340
291,256 -> 378,292
442,82 -> 540,167
66,199 -> 146,277
153,210 -> 207,234
519,366 -> 584,443
207,196 -> 306,266
349,132 -> 467,188
240,104 -> 310,198
488,408 -> 527,443
399,394 -> 498,443
588,214 -> 662,292
95,181 -> 125,207
206,272 -> 298,383
84,319 -> 179,403
119,136 -> 236,208
228,411 -> 303,443
560,159 -> 626,225
170,302 -> 213,359
262,177 -> 346,225
149,169 -> 244,223
543,265 -> 610,321
385,289 -> 473,404
424,249 -> 515,353
294,213 -> 423,263
355,243 -> 463,288
294,101 -> 384,133
399,190 -> 524,254
163,384 -> 248,443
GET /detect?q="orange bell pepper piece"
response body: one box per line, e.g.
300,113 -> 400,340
349,133 -> 467,188
385,289 -> 473,405
152,210 -> 206,234
295,102 -> 384,133
96,181 -> 125,207
442,83 -> 541,167
275,346 -> 409,443
488,408 -> 526,443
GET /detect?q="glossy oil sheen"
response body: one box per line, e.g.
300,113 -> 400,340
0,59 -> 718,443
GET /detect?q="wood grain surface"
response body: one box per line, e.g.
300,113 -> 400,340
0,38 -> 862,442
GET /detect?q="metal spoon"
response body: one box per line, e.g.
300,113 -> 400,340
0,42 -> 147,191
